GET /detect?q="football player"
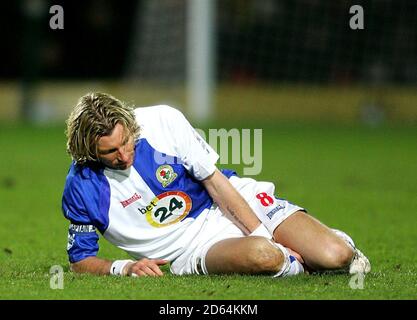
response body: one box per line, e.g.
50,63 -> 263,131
62,92 -> 370,277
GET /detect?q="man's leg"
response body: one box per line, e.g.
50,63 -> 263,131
273,211 -> 355,272
204,236 -> 303,276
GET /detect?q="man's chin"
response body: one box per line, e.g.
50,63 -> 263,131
113,164 -> 129,170
114,161 -> 133,170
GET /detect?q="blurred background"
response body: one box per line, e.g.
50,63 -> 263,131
1,0 -> 417,125
1,1 -> 417,299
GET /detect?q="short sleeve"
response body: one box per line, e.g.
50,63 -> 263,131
66,223 -> 99,263
62,165 -> 110,263
148,106 -> 219,180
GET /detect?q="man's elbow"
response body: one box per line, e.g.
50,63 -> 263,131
69,256 -> 93,274
69,256 -> 110,275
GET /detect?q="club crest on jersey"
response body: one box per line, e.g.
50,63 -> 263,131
156,165 -> 177,187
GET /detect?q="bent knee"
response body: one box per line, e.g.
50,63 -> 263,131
322,241 -> 355,270
246,237 -> 284,274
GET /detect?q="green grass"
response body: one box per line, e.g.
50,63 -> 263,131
0,122 -> 416,299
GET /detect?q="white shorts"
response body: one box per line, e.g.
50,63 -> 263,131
170,176 -> 305,275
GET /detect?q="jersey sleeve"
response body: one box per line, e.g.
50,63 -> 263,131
176,114 -> 219,180
62,168 -> 104,263
148,106 -> 219,180
66,223 -> 99,263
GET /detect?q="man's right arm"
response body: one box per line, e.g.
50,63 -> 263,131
70,256 -> 169,276
70,256 -> 113,275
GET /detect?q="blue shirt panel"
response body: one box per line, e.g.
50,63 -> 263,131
62,163 -> 111,262
133,139 -> 214,219
67,229 -> 100,263
62,163 -> 111,233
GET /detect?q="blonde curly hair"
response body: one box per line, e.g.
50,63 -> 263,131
65,92 -> 140,165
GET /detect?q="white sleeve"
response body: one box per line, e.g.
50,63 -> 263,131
169,107 -> 219,180
136,105 -> 219,180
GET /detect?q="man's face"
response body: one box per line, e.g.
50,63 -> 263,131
97,123 -> 135,170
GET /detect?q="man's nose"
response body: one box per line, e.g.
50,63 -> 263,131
117,146 -> 129,162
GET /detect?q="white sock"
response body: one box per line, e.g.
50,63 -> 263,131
332,229 -> 371,274
271,241 -> 304,277
332,229 -> 356,249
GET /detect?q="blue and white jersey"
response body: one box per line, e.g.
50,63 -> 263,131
62,105 -> 235,263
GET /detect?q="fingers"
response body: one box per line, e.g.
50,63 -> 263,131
143,264 -> 163,276
132,267 -> 156,277
129,258 -> 169,277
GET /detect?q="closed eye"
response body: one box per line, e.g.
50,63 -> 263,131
98,137 -> 130,155
98,148 -> 118,155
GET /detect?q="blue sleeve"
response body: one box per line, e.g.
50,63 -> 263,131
66,224 -> 99,263
62,164 -> 110,263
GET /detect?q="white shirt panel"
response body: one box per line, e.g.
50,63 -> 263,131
103,165 -> 211,260
134,105 -> 219,180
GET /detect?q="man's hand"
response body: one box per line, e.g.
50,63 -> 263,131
124,258 -> 169,277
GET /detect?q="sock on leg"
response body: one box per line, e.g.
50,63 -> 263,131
332,229 -> 371,274
271,241 -> 304,277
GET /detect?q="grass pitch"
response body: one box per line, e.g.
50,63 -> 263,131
0,122 -> 416,300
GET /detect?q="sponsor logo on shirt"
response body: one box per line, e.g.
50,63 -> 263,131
69,224 -> 96,233
67,233 -> 75,250
156,165 -> 178,187
266,204 -> 286,219
120,192 -> 142,208
138,191 -> 192,227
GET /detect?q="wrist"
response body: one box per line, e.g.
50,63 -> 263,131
110,259 -> 135,276
250,223 -> 272,239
